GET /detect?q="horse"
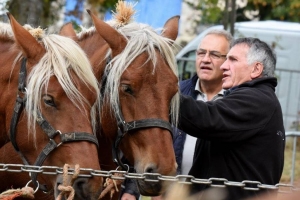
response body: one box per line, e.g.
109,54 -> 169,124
60,1 -> 180,197
0,13 -> 103,199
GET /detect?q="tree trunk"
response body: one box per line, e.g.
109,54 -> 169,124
223,0 -> 229,30
27,0 -> 43,27
230,0 -> 236,36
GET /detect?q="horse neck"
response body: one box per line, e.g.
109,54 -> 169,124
0,41 -> 22,146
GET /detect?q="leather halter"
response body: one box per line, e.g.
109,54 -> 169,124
112,112 -> 173,171
9,58 -> 99,192
101,64 -> 173,171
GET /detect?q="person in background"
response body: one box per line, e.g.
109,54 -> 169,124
178,37 -> 285,200
174,29 -> 233,176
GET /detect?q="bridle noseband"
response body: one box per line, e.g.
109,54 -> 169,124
112,111 -> 173,171
9,58 -> 99,192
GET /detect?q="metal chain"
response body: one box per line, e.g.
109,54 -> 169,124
1,163 -> 299,194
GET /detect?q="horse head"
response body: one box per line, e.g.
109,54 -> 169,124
0,13 -> 102,199
87,8 -> 180,196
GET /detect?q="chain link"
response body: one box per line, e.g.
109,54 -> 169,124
0,163 -> 298,194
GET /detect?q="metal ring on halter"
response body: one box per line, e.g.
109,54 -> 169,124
55,130 -> 63,147
25,180 -> 39,194
116,164 -> 129,172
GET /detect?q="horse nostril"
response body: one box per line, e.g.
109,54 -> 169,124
145,164 -> 157,173
146,167 -> 154,173
73,178 -> 88,199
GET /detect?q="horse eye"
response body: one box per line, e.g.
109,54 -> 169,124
43,95 -> 56,107
121,84 -> 133,95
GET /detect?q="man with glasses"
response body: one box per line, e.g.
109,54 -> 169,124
173,29 -> 233,180
178,37 -> 285,200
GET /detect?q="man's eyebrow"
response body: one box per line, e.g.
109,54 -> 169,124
227,55 -> 236,59
198,48 -> 221,54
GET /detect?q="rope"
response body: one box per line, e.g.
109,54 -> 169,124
0,187 -> 35,200
98,173 -> 123,199
56,164 -> 80,200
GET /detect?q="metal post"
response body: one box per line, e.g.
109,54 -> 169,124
290,136 -> 297,184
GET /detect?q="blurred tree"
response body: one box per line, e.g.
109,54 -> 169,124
244,0 -> 300,22
87,0 -> 120,13
184,0 -> 300,36
86,0 -> 138,18
2,0 -> 127,29
5,0 -> 64,28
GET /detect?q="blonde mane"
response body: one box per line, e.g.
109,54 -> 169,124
24,34 -> 100,140
0,22 -> 14,40
104,21 -> 179,126
76,0 -> 179,126
0,22 -> 45,41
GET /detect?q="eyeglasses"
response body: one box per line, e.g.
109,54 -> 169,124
196,48 -> 227,59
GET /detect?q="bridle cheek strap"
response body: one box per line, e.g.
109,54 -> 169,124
9,57 -> 99,192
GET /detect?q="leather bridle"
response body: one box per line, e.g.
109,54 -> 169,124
101,64 -> 173,171
9,58 -> 99,192
112,112 -> 173,171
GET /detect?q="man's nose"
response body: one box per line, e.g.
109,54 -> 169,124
202,52 -> 211,62
220,61 -> 227,70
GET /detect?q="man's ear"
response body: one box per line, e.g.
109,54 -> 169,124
251,62 -> 264,79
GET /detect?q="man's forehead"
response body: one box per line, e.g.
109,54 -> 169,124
200,36 -> 228,51
229,44 -> 249,54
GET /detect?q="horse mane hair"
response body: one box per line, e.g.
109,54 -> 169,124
76,0 -> 179,126
107,0 -> 135,27
105,21 -> 180,126
0,22 -> 45,41
1,22 -> 100,139
0,22 -> 14,40
23,33 -> 100,141
0,21 -> 100,145
76,26 -> 96,39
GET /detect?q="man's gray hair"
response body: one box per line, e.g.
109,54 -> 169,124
232,37 -> 276,77
197,29 -> 233,50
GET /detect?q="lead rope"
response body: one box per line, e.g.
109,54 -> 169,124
0,187 -> 35,200
98,172 -> 124,199
56,164 -> 80,200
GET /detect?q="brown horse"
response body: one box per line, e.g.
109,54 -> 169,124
0,14 -> 103,199
60,1 -> 180,197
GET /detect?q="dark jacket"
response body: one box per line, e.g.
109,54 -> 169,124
178,77 -> 285,200
174,75 -> 224,174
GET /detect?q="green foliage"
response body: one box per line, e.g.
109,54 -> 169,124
185,0 -> 300,26
245,0 -> 300,22
87,0 -> 139,13
185,0 -> 224,25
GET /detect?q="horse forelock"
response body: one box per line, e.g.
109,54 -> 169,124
25,34 -> 100,140
104,22 -> 179,125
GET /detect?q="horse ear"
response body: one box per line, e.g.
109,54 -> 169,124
161,16 -> 180,42
87,9 -> 127,56
7,12 -> 46,62
59,23 -> 78,42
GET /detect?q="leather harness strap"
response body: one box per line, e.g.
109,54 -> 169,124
9,57 -> 99,192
